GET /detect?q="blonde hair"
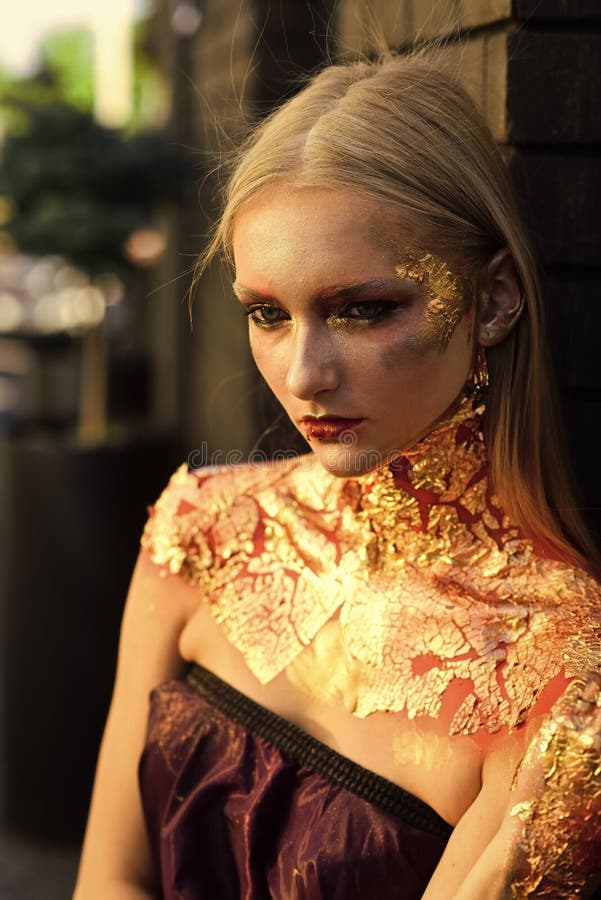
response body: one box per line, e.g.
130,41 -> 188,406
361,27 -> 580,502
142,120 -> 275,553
195,50 -> 601,579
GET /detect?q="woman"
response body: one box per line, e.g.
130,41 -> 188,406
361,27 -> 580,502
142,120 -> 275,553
75,51 -> 601,898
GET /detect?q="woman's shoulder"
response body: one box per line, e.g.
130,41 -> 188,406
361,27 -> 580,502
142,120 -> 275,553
139,452 -> 318,580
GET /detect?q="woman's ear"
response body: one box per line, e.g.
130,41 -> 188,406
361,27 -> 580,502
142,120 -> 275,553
477,248 -> 524,347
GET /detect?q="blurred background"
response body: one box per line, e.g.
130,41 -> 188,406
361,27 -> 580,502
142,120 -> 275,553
0,1 -> 599,897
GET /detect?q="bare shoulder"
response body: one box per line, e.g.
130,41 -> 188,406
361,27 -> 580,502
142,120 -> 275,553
140,453 -> 317,581
126,452 -> 319,668
74,456 -> 276,898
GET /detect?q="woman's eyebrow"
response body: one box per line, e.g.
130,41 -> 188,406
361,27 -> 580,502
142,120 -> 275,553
232,279 -> 409,303
317,279 -> 408,302
232,283 -> 273,302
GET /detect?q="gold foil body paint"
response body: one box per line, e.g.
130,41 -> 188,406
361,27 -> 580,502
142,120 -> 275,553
508,673 -> 601,897
141,390 -> 601,738
395,249 -> 469,350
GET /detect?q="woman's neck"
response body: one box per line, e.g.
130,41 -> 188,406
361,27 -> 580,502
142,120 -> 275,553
337,388 -> 490,569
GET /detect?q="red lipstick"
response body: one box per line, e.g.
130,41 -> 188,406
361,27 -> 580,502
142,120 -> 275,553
301,416 -> 364,443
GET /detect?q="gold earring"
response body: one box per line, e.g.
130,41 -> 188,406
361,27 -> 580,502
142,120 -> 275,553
465,344 -> 489,401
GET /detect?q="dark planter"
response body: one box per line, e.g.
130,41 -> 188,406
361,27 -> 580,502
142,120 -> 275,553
0,429 -> 182,842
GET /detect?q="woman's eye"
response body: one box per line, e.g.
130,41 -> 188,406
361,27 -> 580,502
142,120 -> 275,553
243,305 -> 288,327
338,301 -> 406,321
242,300 -> 407,328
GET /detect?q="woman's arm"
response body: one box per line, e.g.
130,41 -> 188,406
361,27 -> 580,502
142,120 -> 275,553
421,726 -> 525,900
73,548 -> 199,899
424,673 -> 601,900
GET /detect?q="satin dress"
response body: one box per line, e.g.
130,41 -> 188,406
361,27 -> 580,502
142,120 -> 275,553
139,665 -> 453,899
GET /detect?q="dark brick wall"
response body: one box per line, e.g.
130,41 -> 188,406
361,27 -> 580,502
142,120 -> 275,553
506,6 -> 601,531
506,30 -> 601,144
159,0 -> 334,457
514,0 -> 601,21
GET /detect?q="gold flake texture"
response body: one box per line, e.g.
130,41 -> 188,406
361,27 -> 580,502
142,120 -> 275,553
395,249 -> 469,349
140,391 -> 601,736
508,673 -> 601,897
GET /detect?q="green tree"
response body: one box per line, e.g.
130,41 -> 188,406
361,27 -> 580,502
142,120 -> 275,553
0,99 -> 194,274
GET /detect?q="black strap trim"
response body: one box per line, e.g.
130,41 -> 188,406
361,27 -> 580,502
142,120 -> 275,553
186,663 -> 453,840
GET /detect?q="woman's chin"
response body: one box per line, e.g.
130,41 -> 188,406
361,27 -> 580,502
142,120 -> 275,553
311,443 -> 387,478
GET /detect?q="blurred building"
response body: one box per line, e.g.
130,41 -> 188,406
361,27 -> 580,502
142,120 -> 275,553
153,0 -> 335,460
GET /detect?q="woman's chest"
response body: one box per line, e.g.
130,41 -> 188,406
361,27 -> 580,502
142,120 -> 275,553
194,542 -> 587,740
176,541 -> 597,825
179,599 -> 493,825
174,467 -> 600,739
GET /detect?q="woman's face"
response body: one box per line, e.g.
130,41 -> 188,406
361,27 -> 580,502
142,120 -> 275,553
232,185 -> 477,477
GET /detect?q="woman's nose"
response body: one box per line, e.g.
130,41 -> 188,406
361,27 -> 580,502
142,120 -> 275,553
285,324 -> 341,400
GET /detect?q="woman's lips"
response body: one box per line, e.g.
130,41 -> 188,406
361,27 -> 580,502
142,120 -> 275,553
301,417 -> 365,443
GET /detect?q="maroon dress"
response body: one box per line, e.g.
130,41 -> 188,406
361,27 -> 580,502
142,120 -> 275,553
139,664 -> 453,899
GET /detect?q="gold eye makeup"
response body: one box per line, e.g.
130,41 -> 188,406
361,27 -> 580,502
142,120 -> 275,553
234,279 -> 418,330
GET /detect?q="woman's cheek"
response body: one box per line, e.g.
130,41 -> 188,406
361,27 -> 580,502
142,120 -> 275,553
376,329 -> 441,373
251,337 -> 289,394
249,334 -> 272,378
